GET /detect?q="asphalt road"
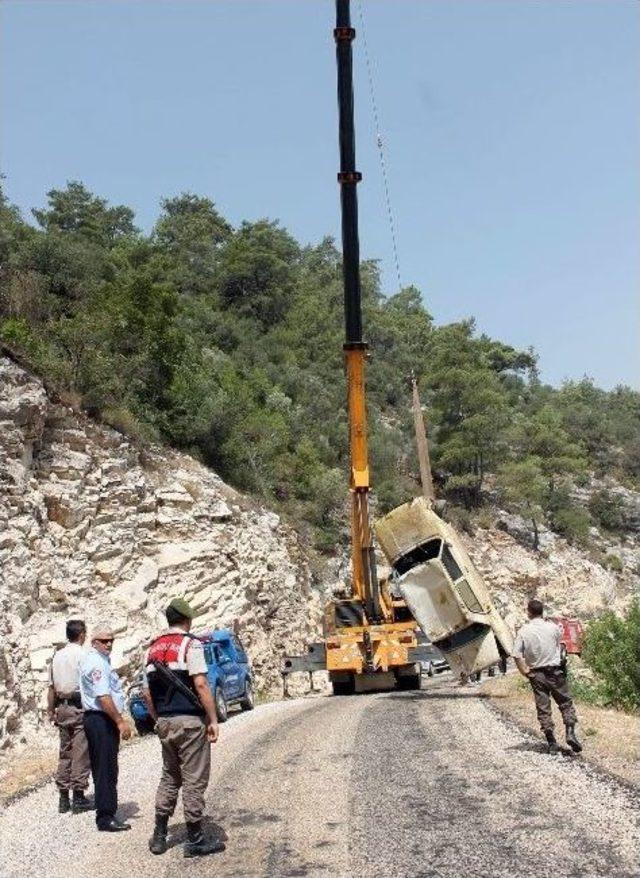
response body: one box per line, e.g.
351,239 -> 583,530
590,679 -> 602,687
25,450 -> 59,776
2,679 -> 638,878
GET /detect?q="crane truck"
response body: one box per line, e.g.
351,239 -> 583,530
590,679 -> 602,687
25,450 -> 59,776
281,0 -> 426,696
282,0 -> 514,695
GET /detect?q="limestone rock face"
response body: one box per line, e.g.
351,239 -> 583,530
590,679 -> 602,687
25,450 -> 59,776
0,356 -> 324,751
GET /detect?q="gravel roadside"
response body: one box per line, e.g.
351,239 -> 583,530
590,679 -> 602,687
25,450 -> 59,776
0,699 -> 311,878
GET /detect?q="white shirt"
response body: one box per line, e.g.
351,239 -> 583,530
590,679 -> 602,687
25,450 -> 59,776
513,617 -> 562,669
79,647 -> 125,713
50,642 -> 85,694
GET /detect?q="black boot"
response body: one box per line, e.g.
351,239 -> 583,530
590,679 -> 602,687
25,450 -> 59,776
545,730 -> 560,754
72,791 -> 93,813
58,791 -> 71,814
565,724 -> 583,753
183,821 -> 226,858
149,814 -> 169,855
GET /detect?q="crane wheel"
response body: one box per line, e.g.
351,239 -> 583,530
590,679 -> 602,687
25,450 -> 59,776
331,676 -> 355,696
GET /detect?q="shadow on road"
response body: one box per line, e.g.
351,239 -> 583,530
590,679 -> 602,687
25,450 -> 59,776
118,801 -> 141,820
167,816 -> 228,849
384,690 -> 490,702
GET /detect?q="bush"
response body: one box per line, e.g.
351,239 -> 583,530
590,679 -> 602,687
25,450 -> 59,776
603,553 -> 624,573
445,506 -> 475,535
550,503 -> 591,545
581,601 -> 640,712
588,489 -> 626,533
566,669 -> 603,706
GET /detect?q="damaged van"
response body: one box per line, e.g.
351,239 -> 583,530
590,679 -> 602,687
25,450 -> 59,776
376,497 -> 513,677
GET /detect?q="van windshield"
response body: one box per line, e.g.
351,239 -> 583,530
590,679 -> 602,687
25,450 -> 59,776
394,538 -> 442,577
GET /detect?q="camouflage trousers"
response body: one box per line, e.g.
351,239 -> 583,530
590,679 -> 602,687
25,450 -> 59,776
529,666 -> 577,733
154,715 -> 211,823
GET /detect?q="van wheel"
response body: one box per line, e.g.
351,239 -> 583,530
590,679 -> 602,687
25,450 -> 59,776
240,680 -> 255,711
214,686 -> 228,723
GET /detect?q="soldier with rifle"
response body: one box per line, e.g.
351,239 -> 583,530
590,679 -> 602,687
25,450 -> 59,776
143,597 -> 225,859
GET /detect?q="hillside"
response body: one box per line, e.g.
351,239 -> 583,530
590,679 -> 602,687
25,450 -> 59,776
1,182 -> 639,554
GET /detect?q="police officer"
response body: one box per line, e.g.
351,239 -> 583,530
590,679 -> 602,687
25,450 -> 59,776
143,598 -> 225,858
513,598 -> 582,754
47,619 -> 92,814
80,624 -> 132,831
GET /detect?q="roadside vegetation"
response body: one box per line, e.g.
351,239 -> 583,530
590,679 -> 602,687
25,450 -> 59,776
579,600 -> 640,712
1,181 -> 639,550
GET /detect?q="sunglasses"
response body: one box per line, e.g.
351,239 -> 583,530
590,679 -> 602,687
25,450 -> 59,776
95,638 -> 115,644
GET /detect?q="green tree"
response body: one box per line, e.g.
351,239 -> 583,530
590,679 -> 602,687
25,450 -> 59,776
218,220 -> 300,327
32,181 -> 138,248
496,457 -> 547,548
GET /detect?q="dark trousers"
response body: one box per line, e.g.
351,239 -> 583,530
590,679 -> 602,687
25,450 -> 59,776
84,711 -> 120,828
529,666 -> 577,733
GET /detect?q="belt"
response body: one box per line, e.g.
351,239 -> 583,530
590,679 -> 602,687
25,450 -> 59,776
56,693 -> 82,708
531,665 -> 561,673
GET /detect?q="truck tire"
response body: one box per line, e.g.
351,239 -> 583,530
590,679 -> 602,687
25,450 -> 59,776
331,676 -> 355,696
214,686 -> 228,723
239,680 -> 255,711
397,672 -> 422,691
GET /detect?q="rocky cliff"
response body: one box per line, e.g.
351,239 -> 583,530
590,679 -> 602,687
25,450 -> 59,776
0,355 -> 325,751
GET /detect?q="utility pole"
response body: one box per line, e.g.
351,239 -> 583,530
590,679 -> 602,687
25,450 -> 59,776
411,373 -> 435,504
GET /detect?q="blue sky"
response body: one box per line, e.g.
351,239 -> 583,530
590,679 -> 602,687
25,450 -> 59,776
2,0 -> 638,389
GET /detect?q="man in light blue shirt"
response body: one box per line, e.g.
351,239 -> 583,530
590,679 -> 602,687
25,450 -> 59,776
80,625 -> 132,832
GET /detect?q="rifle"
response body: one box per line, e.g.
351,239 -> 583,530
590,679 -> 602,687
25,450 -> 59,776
150,660 -> 204,713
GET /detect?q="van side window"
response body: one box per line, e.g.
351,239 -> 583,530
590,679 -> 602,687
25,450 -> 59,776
455,579 -> 484,614
441,545 -> 463,582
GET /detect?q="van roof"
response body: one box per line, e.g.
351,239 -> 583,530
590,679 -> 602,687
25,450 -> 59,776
197,628 -> 234,643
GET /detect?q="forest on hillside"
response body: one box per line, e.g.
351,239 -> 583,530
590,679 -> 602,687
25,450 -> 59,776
1,182 -> 638,550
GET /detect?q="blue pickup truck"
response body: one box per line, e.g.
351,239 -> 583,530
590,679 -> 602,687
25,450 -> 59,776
128,629 -> 254,735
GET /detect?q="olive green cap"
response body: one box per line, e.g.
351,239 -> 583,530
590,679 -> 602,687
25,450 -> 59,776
167,597 -> 197,619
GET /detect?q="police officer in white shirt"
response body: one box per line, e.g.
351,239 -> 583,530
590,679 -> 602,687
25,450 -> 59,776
80,624 -> 132,832
513,598 -> 582,754
47,619 -> 92,814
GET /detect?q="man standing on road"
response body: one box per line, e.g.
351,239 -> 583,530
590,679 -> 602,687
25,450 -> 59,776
80,624 -> 132,832
513,598 -> 582,755
143,598 -> 225,859
47,619 -> 92,814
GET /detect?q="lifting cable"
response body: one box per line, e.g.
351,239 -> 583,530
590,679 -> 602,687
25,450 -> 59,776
356,0 -> 403,294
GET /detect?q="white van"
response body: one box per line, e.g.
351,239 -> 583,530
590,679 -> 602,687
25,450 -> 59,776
376,497 -> 513,677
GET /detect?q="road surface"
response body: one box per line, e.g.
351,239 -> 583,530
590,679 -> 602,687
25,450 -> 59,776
2,679 -> 638,878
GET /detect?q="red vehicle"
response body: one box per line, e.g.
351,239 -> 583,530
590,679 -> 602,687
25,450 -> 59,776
548,617 -> 584,656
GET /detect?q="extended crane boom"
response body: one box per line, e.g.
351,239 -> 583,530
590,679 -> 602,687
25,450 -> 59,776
281,0 -> 428,696
335,0 -> 381,623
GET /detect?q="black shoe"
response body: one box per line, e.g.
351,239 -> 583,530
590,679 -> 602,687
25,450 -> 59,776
565,724 -> 583,753
58,791 -> 71,814
545,730 -> 560,754
98,818 -> 131,832
72,791 -> 93,813
149,815 -> 169,855
184,821 -> 226,858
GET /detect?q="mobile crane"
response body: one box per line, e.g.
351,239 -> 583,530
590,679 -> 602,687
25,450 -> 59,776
282,0 -> 426,695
